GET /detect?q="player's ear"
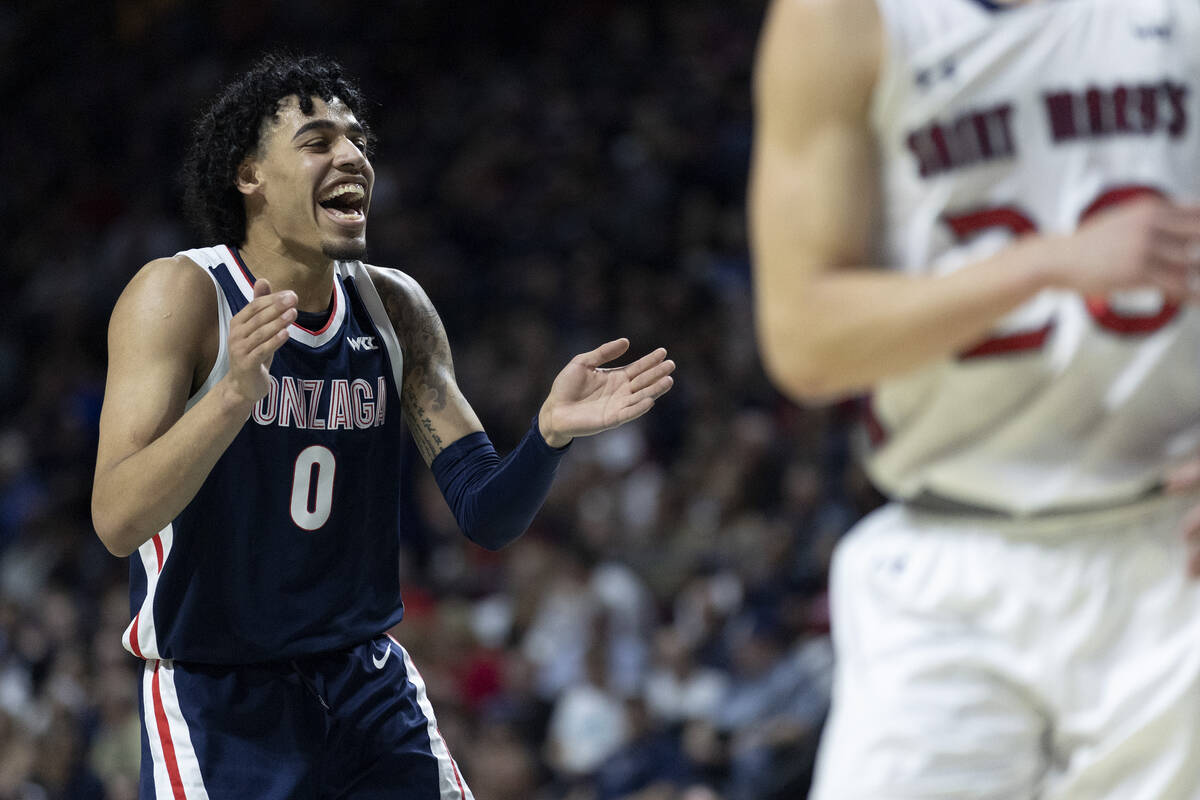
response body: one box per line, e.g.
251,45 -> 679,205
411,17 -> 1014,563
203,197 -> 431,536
235,158 -> 261,196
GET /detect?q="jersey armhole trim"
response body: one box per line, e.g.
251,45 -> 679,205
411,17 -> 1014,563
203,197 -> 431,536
339,261 -> 406,396
176,253 -> 230,411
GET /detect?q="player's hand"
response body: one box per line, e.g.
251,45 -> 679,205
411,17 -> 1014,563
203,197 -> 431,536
221,278 -> 297,409
1054,196 -> 1200,300
537,338 -> 675,448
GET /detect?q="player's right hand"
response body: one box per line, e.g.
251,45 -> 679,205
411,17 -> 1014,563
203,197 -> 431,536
222,279 -> 297,407
1054,196 -> 1200,300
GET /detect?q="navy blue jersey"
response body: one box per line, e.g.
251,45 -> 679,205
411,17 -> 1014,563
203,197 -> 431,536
125,245 -> 409,664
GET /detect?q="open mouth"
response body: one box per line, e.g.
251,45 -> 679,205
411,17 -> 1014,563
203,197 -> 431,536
318,183 -> 367,224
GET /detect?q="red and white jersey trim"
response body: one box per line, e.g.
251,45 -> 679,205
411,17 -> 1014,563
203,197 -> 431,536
142,659 -> 211,799
123,523 -> 173,660
222,245 -> 348,348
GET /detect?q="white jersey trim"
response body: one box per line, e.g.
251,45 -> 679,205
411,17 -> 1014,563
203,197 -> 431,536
173,247 -> 233,409
340,261 -> 406,395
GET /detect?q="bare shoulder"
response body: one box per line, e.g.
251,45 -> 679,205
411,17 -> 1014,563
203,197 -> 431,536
756,0 -> 881,123
111,255 -> 217,345
764,0 -> 880,59
363,263 -> 435,321
363,264 -> 449,364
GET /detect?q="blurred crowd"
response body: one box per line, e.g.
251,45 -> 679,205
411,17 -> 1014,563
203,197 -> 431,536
0,1 -> 883,798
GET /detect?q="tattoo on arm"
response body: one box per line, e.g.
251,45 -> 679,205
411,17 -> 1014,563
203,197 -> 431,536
402,383 -> 442,463
374,271 -> 455,462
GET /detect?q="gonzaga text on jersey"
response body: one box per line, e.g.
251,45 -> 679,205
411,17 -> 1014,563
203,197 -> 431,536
251,374 -> 388,429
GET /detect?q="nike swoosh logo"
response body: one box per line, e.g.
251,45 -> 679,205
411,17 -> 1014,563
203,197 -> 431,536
372,644 -> 392,670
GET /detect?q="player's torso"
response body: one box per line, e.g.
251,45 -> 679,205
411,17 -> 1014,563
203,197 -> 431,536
866,0 -> 1200,514
125,245 -> 409,663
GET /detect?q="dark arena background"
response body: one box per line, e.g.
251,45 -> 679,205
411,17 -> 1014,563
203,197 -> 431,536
0,2 -> 882,798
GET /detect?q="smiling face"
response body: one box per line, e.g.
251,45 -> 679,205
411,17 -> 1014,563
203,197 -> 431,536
238,95 -> 374,262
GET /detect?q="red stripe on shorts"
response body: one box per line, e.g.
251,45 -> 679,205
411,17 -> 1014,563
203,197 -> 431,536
449,757 -> 466,798
151,661 -> 189,800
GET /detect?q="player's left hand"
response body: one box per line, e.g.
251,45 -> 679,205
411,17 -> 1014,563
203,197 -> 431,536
538,338 -> 675,448
1165,459 -> 1200,576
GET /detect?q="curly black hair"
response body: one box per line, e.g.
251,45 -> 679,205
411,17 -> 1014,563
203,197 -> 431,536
181,53 -> 371,245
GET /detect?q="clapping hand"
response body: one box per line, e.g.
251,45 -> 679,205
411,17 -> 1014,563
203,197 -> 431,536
537,338 -> 676,448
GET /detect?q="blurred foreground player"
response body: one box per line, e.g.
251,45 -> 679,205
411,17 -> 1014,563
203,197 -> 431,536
91,54 -> 674,799
752,0 -> 1200,798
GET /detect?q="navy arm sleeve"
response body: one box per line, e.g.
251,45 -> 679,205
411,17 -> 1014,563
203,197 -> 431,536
430,418 -> 569,550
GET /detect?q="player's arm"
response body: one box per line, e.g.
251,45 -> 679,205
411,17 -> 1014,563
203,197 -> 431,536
92,258 -> 297,557
369,266 -> 673,549
751,0 -> 1200,402
368,266 -> 485,464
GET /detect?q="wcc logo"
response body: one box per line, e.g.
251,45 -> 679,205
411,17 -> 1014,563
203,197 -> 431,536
348,336 -> 378,351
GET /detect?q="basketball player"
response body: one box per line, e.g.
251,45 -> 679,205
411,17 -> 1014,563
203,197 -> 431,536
752,0 -> 1200,798
90,54 -> 674,799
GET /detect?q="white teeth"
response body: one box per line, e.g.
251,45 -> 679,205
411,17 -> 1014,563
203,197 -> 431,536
318,183 -> 365,203
325,207 -> 364,219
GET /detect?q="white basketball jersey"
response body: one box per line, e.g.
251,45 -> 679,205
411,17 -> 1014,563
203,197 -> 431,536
865,0 -> 1200,514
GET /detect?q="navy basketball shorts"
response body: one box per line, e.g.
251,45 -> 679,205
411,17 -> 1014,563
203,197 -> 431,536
136,635 -> 474,799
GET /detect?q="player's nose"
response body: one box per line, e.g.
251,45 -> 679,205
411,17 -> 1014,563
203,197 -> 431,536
332,136 -> 368,172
